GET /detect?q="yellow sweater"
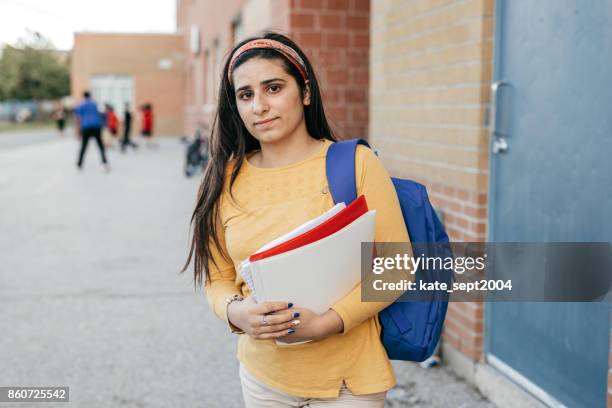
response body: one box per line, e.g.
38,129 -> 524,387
205,139 -> 410,398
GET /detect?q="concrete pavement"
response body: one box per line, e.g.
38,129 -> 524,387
0,127 -> 60,151
0,137 -> 241,407
0,135 -> 493,407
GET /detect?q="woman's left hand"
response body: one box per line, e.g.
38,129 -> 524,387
274,307 -> 344,344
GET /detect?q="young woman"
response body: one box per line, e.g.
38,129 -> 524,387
184,32 -> 410,407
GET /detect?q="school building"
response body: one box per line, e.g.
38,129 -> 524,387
71,1 -> 612,406
71,33 -> 184,136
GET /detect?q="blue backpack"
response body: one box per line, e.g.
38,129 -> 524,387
326,138 -> 451,362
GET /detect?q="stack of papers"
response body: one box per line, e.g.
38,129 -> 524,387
238,201 -> 347,293
240,195 -> 376,315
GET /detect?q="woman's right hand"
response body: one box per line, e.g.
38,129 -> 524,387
227,297 -> 300,340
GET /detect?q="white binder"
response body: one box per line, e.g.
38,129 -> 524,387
249,210 -> 376,315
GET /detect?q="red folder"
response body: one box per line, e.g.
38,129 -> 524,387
249,195 -> 368,263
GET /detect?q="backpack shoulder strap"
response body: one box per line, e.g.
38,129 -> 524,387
325,138 -> 370,205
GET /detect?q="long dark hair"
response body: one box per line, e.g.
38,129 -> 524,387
182,32 -> 337,287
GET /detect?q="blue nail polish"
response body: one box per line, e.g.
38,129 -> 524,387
293,312 -> 300,318
288,328 -> 295,334
288,303 -> 294,308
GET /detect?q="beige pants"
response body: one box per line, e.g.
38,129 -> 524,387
239,364 -> 386,408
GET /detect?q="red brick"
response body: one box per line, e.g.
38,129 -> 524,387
458,189 -> 469,200
342,125 -> 364,139
347,15 -> 369,30
429,185 -> 442,195
448,200 -> 461,212
463,330 -> 484,346
329,106 -> 348,121
449,308 -> 484,332
448,302 -> 464,315
350,32 -> 369,48
325,32 -> 349,47
297,0 -> 323,9
319,49 -> 344,65
464,233 -> 486,243
461,344 -> 483,361
470,191 -> 487,204
354,69 -> 368,86
322,88 -> 342,103
345,88 -> 366,102
443,186 -> 456,197
465,205 -> 487,219
454,303 -> 485,321
351,106 -> 368,122
442,326 -> 460,348
296,32 -> 322,47
471,221 -> 487,234
476,192 -> 488,205
445,213 -> 457,225
291,12 -> 315,29
352,0 -> 370,11
444,316 -> 467,336
328,69 -> 349,84
326,0 -> 350,10
351,125 -> 367,138
347,50 -> 367,65
319,13 -> 345,29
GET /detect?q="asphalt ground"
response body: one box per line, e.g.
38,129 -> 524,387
0,133 -> 493,407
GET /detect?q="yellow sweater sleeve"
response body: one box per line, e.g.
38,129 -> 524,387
204,207 -> 241,324
331,145 -> 412,334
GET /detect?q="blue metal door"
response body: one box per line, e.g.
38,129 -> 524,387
487,1 -> 612,407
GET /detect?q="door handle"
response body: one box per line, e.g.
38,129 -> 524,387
490,81 -> 509,154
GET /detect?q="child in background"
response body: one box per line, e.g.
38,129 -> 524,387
104,104 -> 119,148
53,102 -> 66,137
140,103 -> 156,147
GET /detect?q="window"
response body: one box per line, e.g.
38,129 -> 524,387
90,75 -> 133,116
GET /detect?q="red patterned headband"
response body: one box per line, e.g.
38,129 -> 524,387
227,39 -> 309,83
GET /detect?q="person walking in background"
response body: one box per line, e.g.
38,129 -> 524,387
140,103 -> 156,148
53,101 -> 66,137
104,104 -> 119,149
184,121 -> 209,177
74,91 -> 109,172
121,102 -> 138,152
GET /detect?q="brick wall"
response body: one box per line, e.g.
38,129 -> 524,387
370,0 -> 494,362
290,0 -> 370,139
177,0 -> 242,137
177,0 -> 369,140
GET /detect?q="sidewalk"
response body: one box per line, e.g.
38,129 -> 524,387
388,361 -> 494,407
0,137 -> 494,407
0,127 -> 60,150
